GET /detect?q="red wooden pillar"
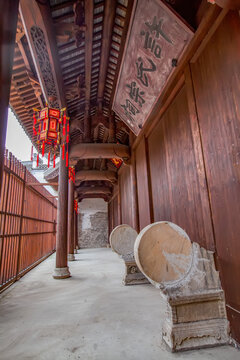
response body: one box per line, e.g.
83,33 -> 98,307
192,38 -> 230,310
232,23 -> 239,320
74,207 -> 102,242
68,179 -> 75,261
0,0 -> 19,200
74,207 -> 79,250
53,154 -> 70,278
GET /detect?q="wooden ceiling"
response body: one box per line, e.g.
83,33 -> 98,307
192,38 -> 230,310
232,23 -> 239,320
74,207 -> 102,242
9,0 -> 203,201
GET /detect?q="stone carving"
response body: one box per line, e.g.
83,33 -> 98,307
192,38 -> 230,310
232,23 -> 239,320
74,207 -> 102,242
134,221 -> 229,352
110,224 -> 149,286
30,26 -> 59,108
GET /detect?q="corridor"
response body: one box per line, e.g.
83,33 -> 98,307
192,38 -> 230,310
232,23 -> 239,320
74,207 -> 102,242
0,248 -> 239,360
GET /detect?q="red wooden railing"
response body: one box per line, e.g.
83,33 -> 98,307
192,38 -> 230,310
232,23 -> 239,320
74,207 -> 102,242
0,150 -> 57,291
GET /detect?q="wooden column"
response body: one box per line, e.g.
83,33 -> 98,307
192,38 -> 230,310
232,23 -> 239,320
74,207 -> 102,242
74,208 -> 79,250
67,179 -> 75,261
108,111 -> 116,143
130,153 -> 139,232
53,154 -> 70,278
0,0 -> 19,200
129,133 -> 139,232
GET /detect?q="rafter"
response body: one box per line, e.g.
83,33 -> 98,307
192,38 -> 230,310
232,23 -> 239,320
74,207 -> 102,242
97,0 -> 116,104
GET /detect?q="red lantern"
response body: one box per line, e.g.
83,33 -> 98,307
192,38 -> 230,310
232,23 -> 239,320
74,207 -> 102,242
32,106 -> 70,168
74,199 -> 78,214
69,167 -> 75,183
110,158 -> 123,169
33,106 -> 61,167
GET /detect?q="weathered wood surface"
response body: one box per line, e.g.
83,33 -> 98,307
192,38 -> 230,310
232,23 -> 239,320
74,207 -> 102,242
53,153 -> 70,279
67,179 -> 75,260
147,86 -> 210,248
0,151 -> 56,291
119,165 -> 134,229
113,0 -> 193,135
191,11 -> 240,343
135,138 -> 152,230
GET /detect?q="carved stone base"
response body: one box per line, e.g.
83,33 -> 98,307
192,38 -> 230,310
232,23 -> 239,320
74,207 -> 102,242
52,267 -> 71,279
123,260 -> 149,286
74,249 -> 78,254
162,291 -> 229,352
68,253 -> 75,261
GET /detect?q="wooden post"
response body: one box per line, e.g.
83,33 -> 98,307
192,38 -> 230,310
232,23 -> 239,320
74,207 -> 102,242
130,153 -> 139,232
67,179 -> 75,261
53,154 -> 70,278
0,0 -> 19,200
108,111 -> 116,143
129,133 -> 139,232
74,209 -> 79,251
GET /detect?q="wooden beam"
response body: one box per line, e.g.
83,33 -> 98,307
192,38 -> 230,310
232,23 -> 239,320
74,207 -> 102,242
109,0 -> 134,107
77,186 -> 112,194
84,0 -> 94,140
84,0 -> 93,106
27,182 -> 58,186
97,0 -> 116,104
19,0 -> 66,108
0,0 -> 19,200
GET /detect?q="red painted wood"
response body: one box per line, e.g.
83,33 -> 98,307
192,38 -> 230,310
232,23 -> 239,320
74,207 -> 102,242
135,138 -> 152,230
148,86 -> 209,248
191,11 -> 240,343
0,150 -> 56,290
119,165 -> 135,228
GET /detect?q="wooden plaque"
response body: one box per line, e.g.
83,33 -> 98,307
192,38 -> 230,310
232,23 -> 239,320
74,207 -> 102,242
113,0 -> 193,135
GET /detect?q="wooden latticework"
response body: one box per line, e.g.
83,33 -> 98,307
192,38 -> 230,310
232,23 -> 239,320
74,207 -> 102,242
0,150 -> 57,291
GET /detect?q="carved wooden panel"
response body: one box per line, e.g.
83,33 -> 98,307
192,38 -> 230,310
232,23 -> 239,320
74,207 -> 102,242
30,26 -> 59,108
113,0 -> 193,135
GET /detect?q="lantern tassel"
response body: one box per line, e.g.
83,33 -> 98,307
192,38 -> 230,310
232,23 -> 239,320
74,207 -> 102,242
66,151 -> 68,167
53,154 -> 56,168
37,153 -> 39,167
62,143 -> 65,160
42,141 -> 45,157
48,151 -> 50,168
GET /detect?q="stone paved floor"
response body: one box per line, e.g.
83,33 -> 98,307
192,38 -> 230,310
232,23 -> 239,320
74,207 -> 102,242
0,248 -> 239,360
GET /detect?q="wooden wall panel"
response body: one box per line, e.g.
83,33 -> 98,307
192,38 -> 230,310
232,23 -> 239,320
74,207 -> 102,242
191,12 -> 240,342
108,200 -> 114,236
112,195 -> 119,229
148,86 -> 209,248
135,138 -> 152,230
119,165 -> 134,228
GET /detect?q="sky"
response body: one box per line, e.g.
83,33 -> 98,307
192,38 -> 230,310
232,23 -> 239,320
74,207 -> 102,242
6,108 -> 57,196
6,108 -> 33,161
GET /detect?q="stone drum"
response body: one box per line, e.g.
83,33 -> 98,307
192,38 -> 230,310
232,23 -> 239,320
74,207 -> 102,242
110,224 -> 149,285
134,221 -> 229,352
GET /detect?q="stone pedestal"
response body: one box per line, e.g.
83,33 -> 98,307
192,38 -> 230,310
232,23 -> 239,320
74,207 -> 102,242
68,253 -> 75,261
134,221 -> 229,352
52,267 -> 71,279
122,255 -> 149,285
110,224 -> 149,286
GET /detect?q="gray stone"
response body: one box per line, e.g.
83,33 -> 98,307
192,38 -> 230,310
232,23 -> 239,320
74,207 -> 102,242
134,221 -> 229,352
110,224 -> 149,286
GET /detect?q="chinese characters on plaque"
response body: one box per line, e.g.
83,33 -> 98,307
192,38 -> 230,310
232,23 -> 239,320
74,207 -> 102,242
113,0 -> 193,135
